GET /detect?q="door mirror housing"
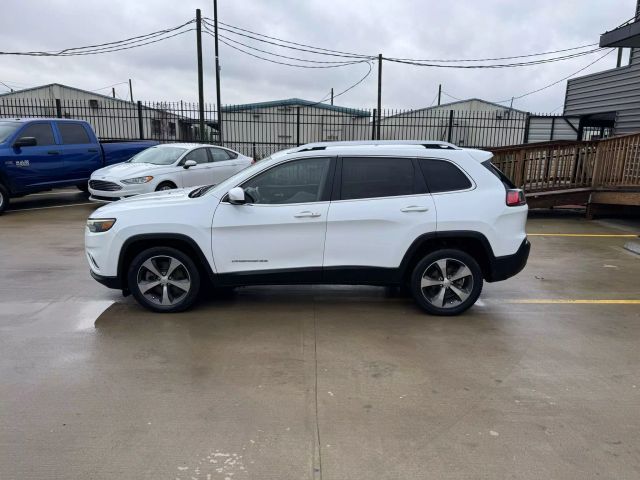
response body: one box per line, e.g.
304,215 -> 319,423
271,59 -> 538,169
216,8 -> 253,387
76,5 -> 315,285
183,159 -> 197,169
13,136 -> 37,148
227,186 -> 246,205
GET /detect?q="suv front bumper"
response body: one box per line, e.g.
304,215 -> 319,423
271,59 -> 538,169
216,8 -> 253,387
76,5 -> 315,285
487,238 -> 530,282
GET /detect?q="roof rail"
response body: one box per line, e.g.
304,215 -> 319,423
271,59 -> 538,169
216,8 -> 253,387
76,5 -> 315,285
292,140 -> 460,152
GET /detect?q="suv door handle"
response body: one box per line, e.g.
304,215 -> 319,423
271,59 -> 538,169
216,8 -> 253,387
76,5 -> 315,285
401,205 -> 429,212
294,211 -> 321,218
88,148 -> 99,153
47,150 -> 60,155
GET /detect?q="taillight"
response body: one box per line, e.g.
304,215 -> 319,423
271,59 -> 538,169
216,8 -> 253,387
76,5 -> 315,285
506,189 -> 526,206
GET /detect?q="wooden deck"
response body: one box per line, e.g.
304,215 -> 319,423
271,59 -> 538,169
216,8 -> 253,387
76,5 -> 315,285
489,133 -> 640,215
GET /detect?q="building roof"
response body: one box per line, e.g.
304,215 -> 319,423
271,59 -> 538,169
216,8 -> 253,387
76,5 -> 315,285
221,98 -> 370,117
0,82 -> 137,104
382,98 -> 528,119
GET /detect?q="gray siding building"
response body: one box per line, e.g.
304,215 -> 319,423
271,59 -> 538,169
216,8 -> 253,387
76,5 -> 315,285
564,1 -> 640,137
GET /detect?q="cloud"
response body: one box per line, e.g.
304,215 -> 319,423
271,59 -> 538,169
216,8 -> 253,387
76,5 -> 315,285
0,0 -> 633,112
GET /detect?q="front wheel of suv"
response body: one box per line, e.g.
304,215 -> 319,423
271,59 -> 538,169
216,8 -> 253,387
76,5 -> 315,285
127,247 -> 201,313
410,249 -> 483,316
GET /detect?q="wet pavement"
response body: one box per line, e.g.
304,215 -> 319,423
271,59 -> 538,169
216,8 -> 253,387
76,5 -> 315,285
1,195 -> 640,479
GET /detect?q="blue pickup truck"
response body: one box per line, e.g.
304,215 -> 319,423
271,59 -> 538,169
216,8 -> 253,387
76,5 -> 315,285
0,118 -> 157,213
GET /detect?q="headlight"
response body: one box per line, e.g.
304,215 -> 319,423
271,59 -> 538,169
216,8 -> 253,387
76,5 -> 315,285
122,176 -> 153,184
87,218 -> 116,233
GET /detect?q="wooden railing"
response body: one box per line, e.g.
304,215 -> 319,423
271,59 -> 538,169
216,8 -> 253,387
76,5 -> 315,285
490,133 -> 640,193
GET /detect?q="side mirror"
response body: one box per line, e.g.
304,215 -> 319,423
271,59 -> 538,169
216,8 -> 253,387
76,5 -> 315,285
183,159 -> 197,169
227,186 -> 246,205
13,136 -> 37,148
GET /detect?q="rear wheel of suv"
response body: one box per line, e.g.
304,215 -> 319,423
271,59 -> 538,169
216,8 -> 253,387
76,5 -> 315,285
410,249 -> 483,316
127,247 -> 201,313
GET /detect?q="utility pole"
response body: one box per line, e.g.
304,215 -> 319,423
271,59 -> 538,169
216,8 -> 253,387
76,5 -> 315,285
112,87 -> 116,98
331,88 -> 334,105
128,79 -> 134,102
377,53 -> 382,140
196,9 -> 206,142
437,84 -> 442,106
213,0 -> 223,145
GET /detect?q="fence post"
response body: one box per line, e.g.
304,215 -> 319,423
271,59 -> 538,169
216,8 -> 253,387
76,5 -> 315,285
296,106 -> 301,147
137,101 -> 144,140
447,110 -> 454,143
55,99 -> 62,118
523,114 -> 531,144
371,109 -> 377,140
252,142 -> 257,160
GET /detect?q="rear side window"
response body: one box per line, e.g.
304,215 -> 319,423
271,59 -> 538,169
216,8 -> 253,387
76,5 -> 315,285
208,147 -> 233,162
481,160 -> 515,189
419,159 -> 472,193
341,157 -> 414,200
19,123 -> 55,146
58,123 -> 91,144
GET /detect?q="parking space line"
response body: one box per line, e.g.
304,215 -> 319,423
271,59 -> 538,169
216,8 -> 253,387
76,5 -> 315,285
10,202 -> 94,212
528,233 -> 639,237
506,299 -> 640,304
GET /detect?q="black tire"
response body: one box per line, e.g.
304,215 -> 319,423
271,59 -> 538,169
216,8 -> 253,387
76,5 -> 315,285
0,183 -> 9,215
77,183 -> 89,193
127,246 -> 201,313
410,248 -> 483,316
155,181 -> 177,192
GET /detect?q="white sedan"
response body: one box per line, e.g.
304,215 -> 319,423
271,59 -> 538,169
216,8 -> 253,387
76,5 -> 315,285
88,143 -> 253,201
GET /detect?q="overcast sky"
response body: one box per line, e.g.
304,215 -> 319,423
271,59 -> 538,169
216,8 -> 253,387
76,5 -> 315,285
0,0 -> 634,112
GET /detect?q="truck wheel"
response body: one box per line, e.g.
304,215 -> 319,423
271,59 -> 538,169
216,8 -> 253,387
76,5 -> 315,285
127,246 -> 201,313
0,183 -> 9,215
156,182 -> 176,192
410,249 -> 483,316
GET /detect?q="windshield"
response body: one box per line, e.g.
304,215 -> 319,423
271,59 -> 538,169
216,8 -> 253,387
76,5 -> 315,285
0,121 -> 21,143
129,146 -> 188,165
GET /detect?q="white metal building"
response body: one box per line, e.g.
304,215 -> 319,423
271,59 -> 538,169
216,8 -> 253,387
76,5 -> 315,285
221,98 -> 371,154
0,83 -> 211,141
378,99 -> 529,148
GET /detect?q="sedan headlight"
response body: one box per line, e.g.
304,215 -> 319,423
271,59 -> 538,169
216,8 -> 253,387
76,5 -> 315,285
87,218 -> 116,233
122,176 -> 154,184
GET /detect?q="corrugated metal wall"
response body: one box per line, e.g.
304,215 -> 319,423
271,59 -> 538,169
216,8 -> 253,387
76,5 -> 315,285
564,48 -> 640,134
527,116 -> 580,142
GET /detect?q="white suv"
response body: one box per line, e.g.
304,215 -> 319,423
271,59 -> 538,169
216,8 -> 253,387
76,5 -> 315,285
85,141 -> 529,315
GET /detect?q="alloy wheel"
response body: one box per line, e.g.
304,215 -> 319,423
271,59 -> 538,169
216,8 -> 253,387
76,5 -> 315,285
420,258 -> 474,309
136,255 -> 191,307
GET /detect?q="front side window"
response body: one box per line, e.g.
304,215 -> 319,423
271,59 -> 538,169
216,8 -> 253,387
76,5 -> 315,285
58,123 -> 91,144
129,146 -> 187,165
241,157 -> 331,204
341,157 -> 414,200
419,159 -> 472,193
184,148 -> 209,164
0,121 -> 21,143
19,123 -> 55,146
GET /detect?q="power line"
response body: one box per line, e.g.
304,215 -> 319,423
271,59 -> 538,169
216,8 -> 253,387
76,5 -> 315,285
495,48 -> 615,103
205,27 -> 365,65
206,31 -> 367,68
389,43 -> 599,63
91,81 -> 130,92
0,20 -> 195,56
315,61 -> 374,103
386,47 -> 608,69
206,18 -> 370,59
442,91 -> 463,101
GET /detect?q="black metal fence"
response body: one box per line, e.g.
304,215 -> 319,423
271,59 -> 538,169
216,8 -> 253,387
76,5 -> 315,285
0,97 -> 590,159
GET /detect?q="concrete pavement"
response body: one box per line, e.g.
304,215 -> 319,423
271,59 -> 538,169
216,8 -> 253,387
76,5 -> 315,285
1,198 -> 639,479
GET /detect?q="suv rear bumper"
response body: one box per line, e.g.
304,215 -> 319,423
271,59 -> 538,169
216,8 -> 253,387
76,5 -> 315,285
487,238 -> 530,282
